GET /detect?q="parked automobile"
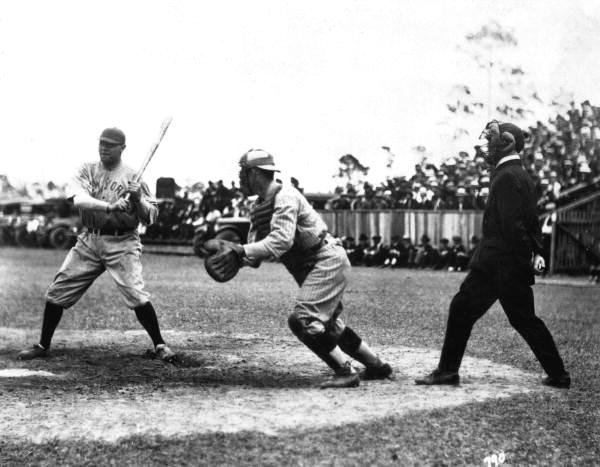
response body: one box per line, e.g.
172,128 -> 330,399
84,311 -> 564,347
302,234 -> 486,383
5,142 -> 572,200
0,197 -> 35,246
192,212 -> 250,257
35,198 -> 82,249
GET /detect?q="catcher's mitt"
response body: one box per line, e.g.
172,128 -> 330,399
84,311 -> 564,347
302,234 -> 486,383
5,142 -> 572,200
203,239 -> 245,282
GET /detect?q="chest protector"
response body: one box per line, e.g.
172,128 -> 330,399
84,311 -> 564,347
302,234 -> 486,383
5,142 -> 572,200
249,184 -> 323,285
250,184 -> 283,241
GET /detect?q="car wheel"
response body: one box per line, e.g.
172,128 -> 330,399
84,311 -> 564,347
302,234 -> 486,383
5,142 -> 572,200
13,227 -> 29,247
49,226 -> 72,249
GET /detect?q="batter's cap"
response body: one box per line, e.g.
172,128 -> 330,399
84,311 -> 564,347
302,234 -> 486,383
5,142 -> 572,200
240,149 -> 280,171
99,127 -> 126,145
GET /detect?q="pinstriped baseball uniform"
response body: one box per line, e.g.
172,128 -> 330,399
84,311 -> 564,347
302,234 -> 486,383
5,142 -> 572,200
244,181 -> 349,332
45,161 -> 158,309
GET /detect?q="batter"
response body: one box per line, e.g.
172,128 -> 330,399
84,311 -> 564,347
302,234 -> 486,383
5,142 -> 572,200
18,127 -> 176,362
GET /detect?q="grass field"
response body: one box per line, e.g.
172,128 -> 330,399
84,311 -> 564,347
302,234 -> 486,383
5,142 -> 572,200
0,246 -> 599,466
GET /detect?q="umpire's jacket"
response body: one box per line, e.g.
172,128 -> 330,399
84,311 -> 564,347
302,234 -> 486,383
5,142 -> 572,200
470,155 -> 544,285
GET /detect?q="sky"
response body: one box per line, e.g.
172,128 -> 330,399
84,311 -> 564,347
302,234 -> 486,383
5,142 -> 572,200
1,0 -> 600,193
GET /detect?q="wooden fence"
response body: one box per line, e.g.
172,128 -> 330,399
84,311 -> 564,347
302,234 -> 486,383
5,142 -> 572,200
548,191 -> 600,274
317,210 -> 484,245
317,198 -> 600,274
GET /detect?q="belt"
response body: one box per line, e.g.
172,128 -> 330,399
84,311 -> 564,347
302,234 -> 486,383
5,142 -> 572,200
88,227 -> 135,236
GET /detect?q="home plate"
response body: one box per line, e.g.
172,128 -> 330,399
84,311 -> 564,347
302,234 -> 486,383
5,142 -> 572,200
0,369 -> 58,378
0,335 -> 559,443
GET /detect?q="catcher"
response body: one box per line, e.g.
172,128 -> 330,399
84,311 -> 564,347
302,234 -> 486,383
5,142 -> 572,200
205,149 -> 391,388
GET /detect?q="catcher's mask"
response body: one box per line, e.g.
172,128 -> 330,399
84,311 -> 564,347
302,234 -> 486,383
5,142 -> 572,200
478,121 -> 527,166
238,149 -> 279,195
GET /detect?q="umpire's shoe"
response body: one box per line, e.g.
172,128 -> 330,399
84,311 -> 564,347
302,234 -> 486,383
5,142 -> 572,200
360,362 -> 393,381
155,344 -> 177,363
542,372 -> 571,389
17,344 -> 49,360
320,362 -> 360,389
415,368 -> 460,386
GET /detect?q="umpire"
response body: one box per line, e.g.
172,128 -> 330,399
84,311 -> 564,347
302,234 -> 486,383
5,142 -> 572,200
416,121 -> 570,388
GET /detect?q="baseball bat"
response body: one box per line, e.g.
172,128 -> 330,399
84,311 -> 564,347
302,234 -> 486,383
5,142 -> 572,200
125,116 -> 173,201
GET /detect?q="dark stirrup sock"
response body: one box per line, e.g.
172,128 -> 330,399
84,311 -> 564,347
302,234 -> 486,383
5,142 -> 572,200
338,326 -> 383,368
134,302 -> 165,347
40,302 -> 64,350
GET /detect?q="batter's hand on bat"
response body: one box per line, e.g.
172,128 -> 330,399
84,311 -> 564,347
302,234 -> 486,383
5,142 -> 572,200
108,198 -> 130,212
125,181 -> 142,204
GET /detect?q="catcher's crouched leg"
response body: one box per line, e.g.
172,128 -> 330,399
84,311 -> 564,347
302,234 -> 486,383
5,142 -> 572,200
288,312 -> 360,388
288,313 -> 340,370
338,326 -> 392,380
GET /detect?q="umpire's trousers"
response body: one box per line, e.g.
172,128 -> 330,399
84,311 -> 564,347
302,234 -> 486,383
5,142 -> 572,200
438,266 -> 567,377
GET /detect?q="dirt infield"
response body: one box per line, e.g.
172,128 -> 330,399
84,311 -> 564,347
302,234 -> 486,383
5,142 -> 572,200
0,328 -> 556,444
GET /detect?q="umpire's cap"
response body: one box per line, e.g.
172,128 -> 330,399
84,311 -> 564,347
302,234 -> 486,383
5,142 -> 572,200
99,127 -> 126,145
240,149 -> 280,172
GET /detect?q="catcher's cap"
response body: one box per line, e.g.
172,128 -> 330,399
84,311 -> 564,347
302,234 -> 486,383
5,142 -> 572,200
240,149 -> 280,172
99,127 -> 126,145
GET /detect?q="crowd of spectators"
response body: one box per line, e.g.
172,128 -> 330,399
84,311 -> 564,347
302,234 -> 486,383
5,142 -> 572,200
340,233 -> 480,271
328,100 -> 600,212
135,99 -> 600,241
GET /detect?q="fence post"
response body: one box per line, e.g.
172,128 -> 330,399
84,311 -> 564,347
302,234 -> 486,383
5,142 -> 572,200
549,214 -> 557,274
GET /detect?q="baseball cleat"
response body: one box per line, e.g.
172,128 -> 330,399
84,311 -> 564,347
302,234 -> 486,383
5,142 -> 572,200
320,362 -> 360,389
155,344 -> 177,363
17,344 -> 49,360
360,362 -> 393,381
415,369 -> 460,386
542,372 -> 571,389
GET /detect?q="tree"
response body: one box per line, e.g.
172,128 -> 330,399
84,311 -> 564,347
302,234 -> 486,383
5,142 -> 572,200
334,154 -> 370,191
442,21 -> 546,142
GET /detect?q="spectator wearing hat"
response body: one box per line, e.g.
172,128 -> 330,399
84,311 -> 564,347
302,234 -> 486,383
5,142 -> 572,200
400,235 -> 417,268
548,171 -> 561,199
435,238 -> 452,270
478,186 -> 490,205
383,235 -> 406,268
363,234 -> 386,267
327,187 -> 353,210
578,161 -> 593,183
465,179 -> 479,209
448,235 -> 468,271
455,185 -> 470,211
343,236 -> 360,266
349,233 -> 370,266
398,190 -> 417,209
414,186 -> 433,210
442,181 -> 458,209
415,234 -> 437,269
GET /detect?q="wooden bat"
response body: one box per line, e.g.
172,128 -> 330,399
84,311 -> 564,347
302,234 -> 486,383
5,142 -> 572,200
125,116 -> 173,201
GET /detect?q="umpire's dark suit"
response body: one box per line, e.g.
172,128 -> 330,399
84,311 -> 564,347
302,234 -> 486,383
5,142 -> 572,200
437,157 -> 567,378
